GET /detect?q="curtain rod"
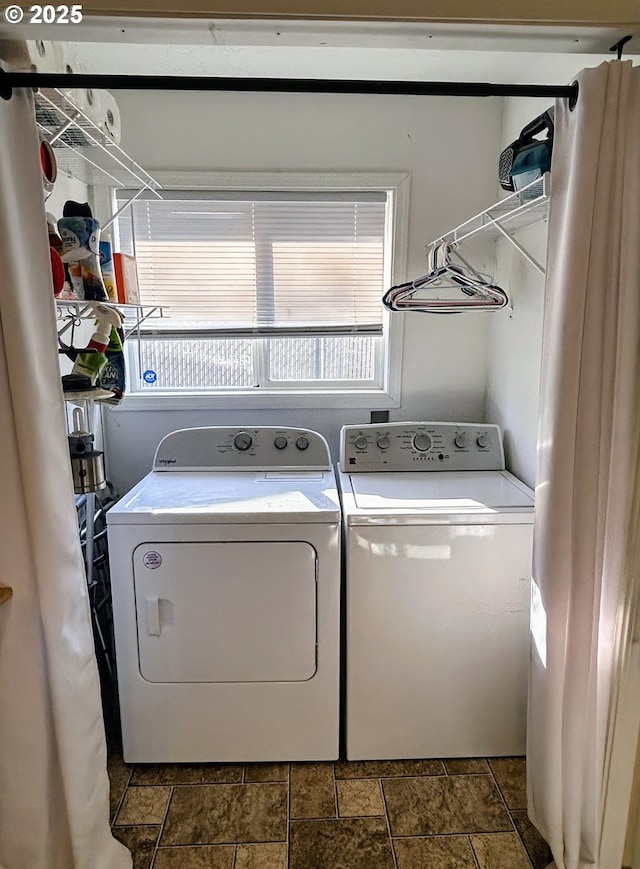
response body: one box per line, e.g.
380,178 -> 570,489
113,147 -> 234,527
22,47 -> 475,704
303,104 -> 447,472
0,71 -> 578,102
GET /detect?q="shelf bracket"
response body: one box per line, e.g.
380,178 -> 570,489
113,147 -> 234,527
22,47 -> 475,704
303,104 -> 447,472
610,35 -> 632,60
492,222 -> 546,275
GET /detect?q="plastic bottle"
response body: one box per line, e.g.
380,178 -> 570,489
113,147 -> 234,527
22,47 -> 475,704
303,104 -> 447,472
58,209 -> 109,302
99,325 -> 126,403
71,303 -> 122,385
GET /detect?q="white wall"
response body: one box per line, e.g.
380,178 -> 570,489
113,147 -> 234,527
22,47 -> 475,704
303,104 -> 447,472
47,175 -> 92,225
484,96 -> 549,488
103,89 -> 502,493
485,224 -> 546,488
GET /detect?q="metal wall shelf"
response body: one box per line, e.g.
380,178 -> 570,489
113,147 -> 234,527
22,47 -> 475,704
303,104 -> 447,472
35,87 -> 162,227
438,175 -> 549,275
57,301 -> 164,401
56,300 -> 164,341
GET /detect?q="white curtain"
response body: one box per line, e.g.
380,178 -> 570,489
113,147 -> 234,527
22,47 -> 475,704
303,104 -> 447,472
528,61 -> 640,869
0,88 -> 131,867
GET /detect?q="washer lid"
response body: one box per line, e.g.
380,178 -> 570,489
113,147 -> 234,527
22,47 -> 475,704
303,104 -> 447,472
107,469 -> 341,524
341,470 -> 533,524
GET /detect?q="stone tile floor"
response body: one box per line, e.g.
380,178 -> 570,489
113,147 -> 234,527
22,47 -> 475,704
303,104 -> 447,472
108,754 -> 553,868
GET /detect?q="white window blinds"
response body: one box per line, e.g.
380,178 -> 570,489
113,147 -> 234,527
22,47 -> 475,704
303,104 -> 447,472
117,190 -> 388,337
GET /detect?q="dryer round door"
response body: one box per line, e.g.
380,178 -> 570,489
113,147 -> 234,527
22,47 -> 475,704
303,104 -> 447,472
133,541 -> 317,683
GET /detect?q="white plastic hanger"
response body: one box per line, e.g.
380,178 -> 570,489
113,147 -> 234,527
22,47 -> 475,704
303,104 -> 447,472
383,241 -> 509,313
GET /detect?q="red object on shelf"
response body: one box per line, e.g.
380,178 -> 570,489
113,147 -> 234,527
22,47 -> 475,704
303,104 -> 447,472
40,138 -> 57,201
50,246 -> 65,295
113,253 -> 141,305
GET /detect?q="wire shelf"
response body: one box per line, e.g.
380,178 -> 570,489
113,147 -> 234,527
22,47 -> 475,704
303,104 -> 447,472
35,88 -> 161,193
56,299 -> 164,339
441,176 -> 549,247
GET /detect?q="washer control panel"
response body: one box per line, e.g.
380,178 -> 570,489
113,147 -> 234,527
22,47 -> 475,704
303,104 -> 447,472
340,422 -> 504,471
154,427 -> 331,471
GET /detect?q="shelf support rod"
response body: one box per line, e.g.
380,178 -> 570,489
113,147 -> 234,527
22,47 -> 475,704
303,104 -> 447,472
47,110 -> 82,145
492,222 -> 546,275
102,185 -> 157,232
56,303 -> 93,339
123,305 -> 162,340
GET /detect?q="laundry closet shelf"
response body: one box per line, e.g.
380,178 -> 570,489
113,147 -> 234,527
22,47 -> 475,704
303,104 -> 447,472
55,299 -> 164,340
441,176 -> 549,247
62,387 -> 116,404
436,175 -> 549,276
35,87 -> 161,225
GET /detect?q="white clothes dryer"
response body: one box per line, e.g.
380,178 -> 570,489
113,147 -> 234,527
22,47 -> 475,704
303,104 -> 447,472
107,426 -> 340,763
338,422 -> 534,761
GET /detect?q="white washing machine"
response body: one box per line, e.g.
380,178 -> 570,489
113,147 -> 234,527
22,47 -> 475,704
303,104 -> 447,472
337,421 -> 534,761
106,426 -> 340,763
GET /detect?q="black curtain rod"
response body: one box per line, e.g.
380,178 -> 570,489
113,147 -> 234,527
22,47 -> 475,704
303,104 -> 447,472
0,71 -> 578,101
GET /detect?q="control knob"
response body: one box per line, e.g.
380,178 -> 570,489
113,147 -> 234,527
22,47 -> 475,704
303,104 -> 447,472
234,432 -> 253,451
354,435 -> 368,450
454,432 -> 467,449
295,435 -> 310,450
476,434 -> 490,449
376,434 -> 390,450
273,436 -> 288,450
413,433 -> 432,452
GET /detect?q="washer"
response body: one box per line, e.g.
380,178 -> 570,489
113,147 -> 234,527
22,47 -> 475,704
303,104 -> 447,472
338,421 -> 534,761
107,426 -> 340,763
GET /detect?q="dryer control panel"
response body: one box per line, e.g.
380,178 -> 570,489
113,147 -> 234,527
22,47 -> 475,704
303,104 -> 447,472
154,427 -> 331,471
340,422 -> 505,471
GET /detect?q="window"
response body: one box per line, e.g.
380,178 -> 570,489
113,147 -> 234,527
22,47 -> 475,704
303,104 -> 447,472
115,173 -> 407,407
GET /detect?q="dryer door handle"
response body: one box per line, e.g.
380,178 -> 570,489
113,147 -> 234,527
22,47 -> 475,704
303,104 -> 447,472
146,596 -> 161,636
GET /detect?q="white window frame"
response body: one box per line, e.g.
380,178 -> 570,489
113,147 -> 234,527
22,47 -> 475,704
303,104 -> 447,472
115,171 -> 409,411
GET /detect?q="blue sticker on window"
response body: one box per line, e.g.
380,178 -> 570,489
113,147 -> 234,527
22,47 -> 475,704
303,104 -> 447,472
143,369 -> 157,384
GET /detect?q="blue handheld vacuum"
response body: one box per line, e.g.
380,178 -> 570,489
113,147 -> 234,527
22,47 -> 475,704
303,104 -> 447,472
499,107 -> 554,191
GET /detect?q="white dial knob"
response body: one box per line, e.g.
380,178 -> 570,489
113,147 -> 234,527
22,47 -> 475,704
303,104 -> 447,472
476,434 -> 490,449
234,432 -> 253,451
295,435 -> 310,450
376,434 -> 390,450
454,432 -> 467,449
274,436 -> 288,450
354,435 -> 368,450
413,433 -> 432,452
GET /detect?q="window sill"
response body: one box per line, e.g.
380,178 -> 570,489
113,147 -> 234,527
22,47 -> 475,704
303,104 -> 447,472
109,388 -> 400,412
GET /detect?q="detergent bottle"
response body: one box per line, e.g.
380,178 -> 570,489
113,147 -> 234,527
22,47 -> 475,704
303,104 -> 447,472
58,201 -> 109,302
71,303 -> 123,385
